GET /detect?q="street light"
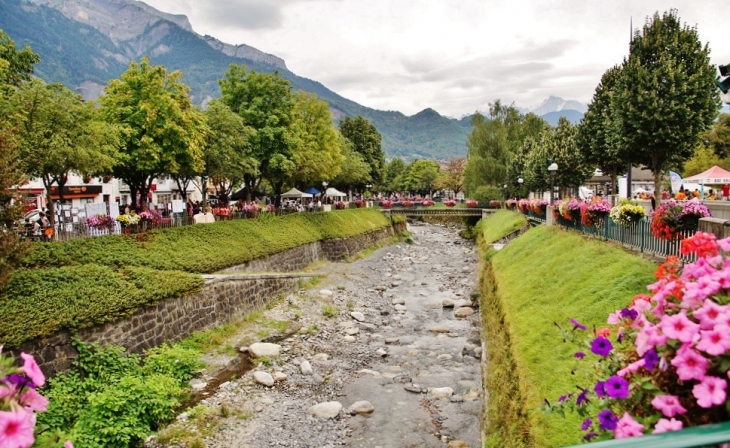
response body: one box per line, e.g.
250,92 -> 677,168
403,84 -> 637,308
518,177 -> 524,200
548,163 -> 558,205
503,183 -> 508,201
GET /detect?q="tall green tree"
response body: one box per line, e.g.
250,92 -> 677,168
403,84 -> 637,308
0,29 -> 39,90
706,114 -> 730,159
405,159 -> 440,195
550,117 -> 594,190
523,134 -> 552,193
435,157 -> 466,196
614,10 -> 720,194
219,64 -> 298,196
577,65 -> 628,203
100,57 -> 205,208
683,143 -> 730,177
289,92 -> 344,188
8,79 -> 120,224
383,158 -> 407,193
331,137 -> 371,187
339,116 -> 385,186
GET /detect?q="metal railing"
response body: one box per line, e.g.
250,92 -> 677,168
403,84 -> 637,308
563,421 -> 730,447
525,211 -> 696,262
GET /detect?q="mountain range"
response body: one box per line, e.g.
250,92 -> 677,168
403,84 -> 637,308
0,0 -> 586,160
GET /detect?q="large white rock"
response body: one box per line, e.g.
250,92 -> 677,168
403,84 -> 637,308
428,324 -> 451,333
248,343 -> 282,358
350,312 -> 366,322
300,360 -> 314,375
308,401 -> 343,419
431,387 -> 454,399
253,371 -> 275,387
454,307 -> 476,318
349,400 -> 375,415
273,372 -> 288,382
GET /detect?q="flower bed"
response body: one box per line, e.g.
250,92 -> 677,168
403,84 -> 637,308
466,200 -> 478,208
380,199 -> 393,209
581,199 -> 612,227
490,200 -> 502,209
610,200 -> 646,227
85,214 -> 115,231
444,199 -> 458,207
545,232 -> 730,442
421,199 -> 435,207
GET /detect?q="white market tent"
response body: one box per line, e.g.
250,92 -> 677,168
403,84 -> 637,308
324,187 -> 347,198
280,188 -> 313,199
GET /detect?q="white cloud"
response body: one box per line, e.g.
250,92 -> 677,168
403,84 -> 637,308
141,0 -> 730,117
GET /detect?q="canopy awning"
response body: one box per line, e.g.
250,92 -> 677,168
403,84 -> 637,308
304,187 -> 321,195
280,188 -> 313,199
324,187 -> 347,197
683,166 -> 730,185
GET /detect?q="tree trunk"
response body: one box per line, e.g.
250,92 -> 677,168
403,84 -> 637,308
43,176 -> 55,229
610,169 -> 618,206
654,170 -> 662,206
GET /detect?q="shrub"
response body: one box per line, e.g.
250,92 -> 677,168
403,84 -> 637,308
471,185 -> 503,204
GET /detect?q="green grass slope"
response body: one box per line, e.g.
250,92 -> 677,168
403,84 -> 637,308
481,224 -> 656,447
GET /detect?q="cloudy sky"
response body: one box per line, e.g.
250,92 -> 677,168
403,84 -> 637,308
141,0 -> 729,118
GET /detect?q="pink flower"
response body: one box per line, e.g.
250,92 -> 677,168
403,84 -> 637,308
614,412 -> 644,439
651,395 -> 687,418
20,389 -> 48,412
635,323 -> 667,356
693,376 -> 727,408
696,325 -> 730,356
659,311 -> 699,344
718,236 -> 730,252
0,409 -> 36,448
19,353 -> 44,387
653,418 -> 683,434
64,441 -> 74,448
607,311 -> 622,324
617,359 -> 645,377
0,381 -> 17,400
671,346 -> 708,381
693,299 -> 727,329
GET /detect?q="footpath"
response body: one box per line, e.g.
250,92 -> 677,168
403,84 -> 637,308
150,222 -> 482,448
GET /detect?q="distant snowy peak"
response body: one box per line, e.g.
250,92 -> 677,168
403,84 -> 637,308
527,96 -> 588,116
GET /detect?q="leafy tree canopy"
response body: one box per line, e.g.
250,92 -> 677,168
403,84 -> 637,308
99,57 -> 206,208
331,137 -> 371,188
614,9 -> 720,193
405,159 -> 440,194
339,116 -> 385,185
0,28 -> 39,89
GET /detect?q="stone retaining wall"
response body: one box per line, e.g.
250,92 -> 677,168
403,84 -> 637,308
17,224 -> 400,377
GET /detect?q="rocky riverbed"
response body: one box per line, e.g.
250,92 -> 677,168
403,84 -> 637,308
149,222 -> 482,448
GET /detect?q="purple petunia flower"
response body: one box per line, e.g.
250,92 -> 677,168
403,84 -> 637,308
576,389 -> 589,405
598,409 -> 618,431
594,380 -> 607,398
620,308 -> 639,320
558,393 -> 574,402
590,336 -> 614,357
584,432 -> 598,441
570,318 -> 587,331
605,375 -> 629,399
2,374 -> 36,390
617,327 -> 625,343
581,418 -> 593,431
644,348 -> 659,371
574,351 -> 586,359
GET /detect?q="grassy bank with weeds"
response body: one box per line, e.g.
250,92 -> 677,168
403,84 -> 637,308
479,222 -> 656,447
477,210 -> 527,244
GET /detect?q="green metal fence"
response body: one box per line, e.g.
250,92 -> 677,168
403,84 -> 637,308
563,421 -> 730,447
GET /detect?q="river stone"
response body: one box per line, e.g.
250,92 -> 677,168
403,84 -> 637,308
308,401 -> 342,419
253,371 -> 274,387
248,343 -> 282,358
189,379 -> 207,391
319,289 -> 333,297
431,387 -> 454,399
428,324 -> 450,333
385,337 -> 400,345
454,307 -> 476,318
350,312 -> 366,322
300,360 -> 314,375
448,441 -> 468,448
442,299 -> 455,308
343,335 -> 357,343
392,297 -> 406,305
273,372 -> 288,382
394,304 -> 408,312
346,327 -> 360,335
349,401 -> 375,415
375,285 -> 387,291
391,281 -> 402,287
313,353 -> 330,362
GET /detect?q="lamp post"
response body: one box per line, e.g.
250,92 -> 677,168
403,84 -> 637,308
503,183 -> 508,202
518,177 -> 524,200
201,171 -> 209,206
547,163 -> 558,205
322,181 -> 328,204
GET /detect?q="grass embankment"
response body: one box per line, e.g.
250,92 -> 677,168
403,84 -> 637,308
1,209 -> 394,348
479,220 -> 656,447
477,210 -> 527,243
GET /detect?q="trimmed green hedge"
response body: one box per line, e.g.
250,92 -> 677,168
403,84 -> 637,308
21,209 -> 391,273
1,209 -> 393,348
0,266 -> 204,347
481,225 -> 656,447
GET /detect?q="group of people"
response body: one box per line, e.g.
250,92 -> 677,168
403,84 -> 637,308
670,186 -> 729,201
23,212 -> 52,239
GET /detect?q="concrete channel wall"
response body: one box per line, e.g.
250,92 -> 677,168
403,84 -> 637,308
18,223 -> 404,377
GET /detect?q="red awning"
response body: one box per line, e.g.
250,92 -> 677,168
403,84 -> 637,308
684,166 -> 730,184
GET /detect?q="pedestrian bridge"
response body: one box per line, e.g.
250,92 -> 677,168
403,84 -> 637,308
380,208 -> 494,218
